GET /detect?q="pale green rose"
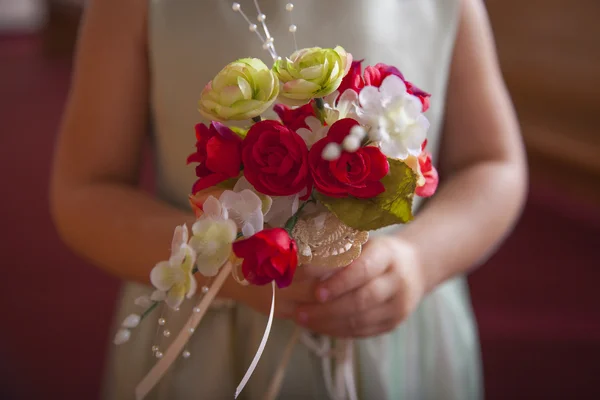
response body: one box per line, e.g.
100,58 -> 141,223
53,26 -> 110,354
198,58 -> 279,121
273,46 -> 352,103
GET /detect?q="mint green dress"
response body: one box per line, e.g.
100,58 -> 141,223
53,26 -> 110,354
103,1 -> 482,399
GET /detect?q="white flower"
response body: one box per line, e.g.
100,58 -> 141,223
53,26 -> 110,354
200,196 -> 228,220
296,116 -> 329,149
233,177 -> 297,228
356,75 -> 429,160
233,177 -> 273,216
150,241 -> 197,310
121,314 -> 141,328
219,189 -> 265,237
171,224 -> 189,256
323,89 -> 360,125
189,218 -> 237,277
113,328 -> 131,345
150,290 -> 167,302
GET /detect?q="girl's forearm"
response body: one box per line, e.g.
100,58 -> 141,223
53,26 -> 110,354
50,182 -> 244,299
399,160 -> 527,293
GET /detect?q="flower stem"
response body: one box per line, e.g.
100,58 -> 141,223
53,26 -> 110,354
284,196 -> 314,234
314,97 -> 325,111
140,301 -> 159,321
313,98 -> 326,124
252,116 -> 262,123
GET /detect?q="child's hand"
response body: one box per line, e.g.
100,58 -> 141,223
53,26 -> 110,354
294,236 -> 426,338
226,267 -> 319,319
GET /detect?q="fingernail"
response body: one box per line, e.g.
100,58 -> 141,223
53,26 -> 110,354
297,312 -> 308,323
317,288 -> 329,302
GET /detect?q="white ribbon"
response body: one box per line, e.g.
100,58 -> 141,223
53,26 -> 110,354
235,281 -> 276,398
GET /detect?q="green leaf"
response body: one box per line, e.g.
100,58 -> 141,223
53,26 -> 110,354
316,159 -> 417,231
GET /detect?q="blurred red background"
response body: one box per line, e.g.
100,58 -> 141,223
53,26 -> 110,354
1,1 -> 599,399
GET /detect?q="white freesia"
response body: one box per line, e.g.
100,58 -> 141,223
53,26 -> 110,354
356,75 -> 429,160
201,196 -> 228,220
219,189 -> 265,237
296,116 -> 329,149
233,177 -> 273,215
150,234 -> 198,309
189,217 -> 237,277
171,224 -> 189,256
150,290 -> 167,302
323,89 -> 360,126
233,177 -> 298,228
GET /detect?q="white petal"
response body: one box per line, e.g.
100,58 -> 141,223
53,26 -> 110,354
296,128 -> 314,147
171,224 -> 189,256
405,119 -> 429,156
239,190 -> 263,211
403,94 -> 423,120
337,89 -> 359,118
169,248 -> 185,268
150,290 -> 167,301
113,329 -> 131,345
233,176 -> 254,192
134,295 -> 152,308
358,86 -> 383,114
323,90 -> 339,106
186,272 -> 197,299
245,209 -> 264,235
264,195 -> 299,227
305,116 -> 323,132
200,196 -> 223,221
301,65 -> 324,80
290,194 -> 300,215
165,284 -> 186,310
122,314 -> 141,328
379,75 -> 406,105
381,139 -> 408,160
219,190 -> 242,211
180,244 -> 197,273
150,261 -> 177,291
242,222 -> 255,237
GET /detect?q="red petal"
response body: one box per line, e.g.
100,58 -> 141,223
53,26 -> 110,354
205,136 -> 241,177
349,180 -> 385,198
415,166 -> 439,197
360,146 -> 389,180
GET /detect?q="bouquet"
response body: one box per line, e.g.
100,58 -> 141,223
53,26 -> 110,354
113,3 -> 438,399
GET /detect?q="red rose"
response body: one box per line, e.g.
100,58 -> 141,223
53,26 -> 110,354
337,59 -> 365,97
309,118 -> 389,198
273,101 -> 317,131
232,228 -> 298,288
364,63 -> 431,112
242,120 -> 311,197
415,140 -> 439,197
187,122 -> 242,194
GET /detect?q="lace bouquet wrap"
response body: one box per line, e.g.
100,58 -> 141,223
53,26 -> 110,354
113,3 -> 439,399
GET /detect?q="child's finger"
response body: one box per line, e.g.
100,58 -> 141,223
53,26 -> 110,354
315,240 -> 391,302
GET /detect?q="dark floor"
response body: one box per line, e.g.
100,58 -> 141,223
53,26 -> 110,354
1,35 -> 599,400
